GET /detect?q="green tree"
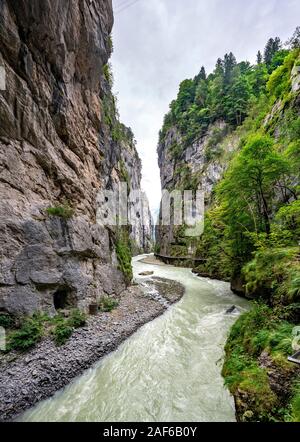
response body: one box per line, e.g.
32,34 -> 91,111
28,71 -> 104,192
225,75 -> 251,125
218,135 -> 289,262
250,63 -> 268,96
264,37 -> 282,70
195,66 -> 206,82
287,26 -> 300,49
195,78 -> 208,107
223,52 -> 237,86
257,50 -> 263,64
172,79 -> 196,117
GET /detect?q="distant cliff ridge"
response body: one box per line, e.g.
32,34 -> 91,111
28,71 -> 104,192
0,0 -> 151,316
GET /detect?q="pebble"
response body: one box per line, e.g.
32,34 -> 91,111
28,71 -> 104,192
0,279 -> 184,422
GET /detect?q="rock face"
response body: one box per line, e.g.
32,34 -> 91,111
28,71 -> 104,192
156,120 -> 238,256
0,0 -> 151,316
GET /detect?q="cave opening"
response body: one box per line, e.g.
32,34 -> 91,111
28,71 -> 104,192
53,287 -> 76,311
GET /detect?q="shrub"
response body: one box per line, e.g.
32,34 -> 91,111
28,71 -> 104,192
103,63 -> 113,86
99,296 -> 119,312
46,204 -> 74,219
267,50 -> 299,99
276,201 -> 300,239
68,309 -> 86,328
51,310 -> 86,346
223,303 -> 300,421
8,317 -> 43,351
243,246 -> 300,302
115,234 -> 133,284
52,321 -> 73,346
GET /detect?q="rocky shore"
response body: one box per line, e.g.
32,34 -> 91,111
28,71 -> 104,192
0,278 -> 185,422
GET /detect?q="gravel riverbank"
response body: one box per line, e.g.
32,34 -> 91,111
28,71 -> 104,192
0,278 -> 185,421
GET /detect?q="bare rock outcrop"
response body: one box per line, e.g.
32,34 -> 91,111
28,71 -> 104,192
156,120 -> 238,257
0,0 -> 151,316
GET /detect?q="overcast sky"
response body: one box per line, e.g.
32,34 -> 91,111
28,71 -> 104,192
111,0 -> 300,218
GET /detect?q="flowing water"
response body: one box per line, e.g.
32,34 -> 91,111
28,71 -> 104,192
20,255 -> 249,422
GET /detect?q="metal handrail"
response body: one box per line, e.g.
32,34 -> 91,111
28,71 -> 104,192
288,350 -> 300,365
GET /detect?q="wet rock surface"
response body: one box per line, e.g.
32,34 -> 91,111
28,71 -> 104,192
137,276 -> 185,308
0,278 -> 185,422
138,271 -> 154,276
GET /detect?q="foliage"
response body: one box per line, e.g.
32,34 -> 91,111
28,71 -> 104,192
67,309 -> 87,328
242,246 -> 300,303
99,296 -> 119,312
159,41 -> 286,153
103,63 -> 113,87
52,309 -> 86,346
263,37 -> 282,69
115,231 -> 133,284
46,204 -> 74,219
108,35 -> 114,53
286,26 -> 300,50
216,134 -> 290,268
158,30 -> 300,423
276,200 -> 300,240
7,315 -> 43,351
267,50 -> 299,99
154,243 -> 161,254
290,383 -> 300,422
194,206 -> 233,280
222,303 -> 299,421
52,320 -> 73,346
169,245 -> 188,257
2,309 -> 87,351
118,159 -> 131,188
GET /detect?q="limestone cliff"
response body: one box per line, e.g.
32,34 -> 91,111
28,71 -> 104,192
0,0 -> 151,316
156,119 -> 238,257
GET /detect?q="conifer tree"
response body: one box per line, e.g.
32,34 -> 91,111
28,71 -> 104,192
287,26 -> 300,49
264,37 -> 281,67
256,50 -> 262,64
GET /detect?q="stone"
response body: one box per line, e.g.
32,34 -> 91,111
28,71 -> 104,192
138,271 -> 154,276
225,305 -> 237,314
95,264 -> 126,297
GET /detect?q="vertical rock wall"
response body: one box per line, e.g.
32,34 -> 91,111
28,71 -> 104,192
0,0 -> 151,316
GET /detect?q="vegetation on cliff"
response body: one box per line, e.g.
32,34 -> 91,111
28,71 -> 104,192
222,303 -> 300,421
158,30 -> 300,421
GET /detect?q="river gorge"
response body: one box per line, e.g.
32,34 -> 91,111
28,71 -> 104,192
19,255 -> 249,422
